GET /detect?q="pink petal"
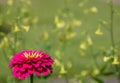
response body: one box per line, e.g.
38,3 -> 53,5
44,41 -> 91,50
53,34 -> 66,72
35,71 -> 41,76
28,69 -> 34,74
44,71 -> 49,76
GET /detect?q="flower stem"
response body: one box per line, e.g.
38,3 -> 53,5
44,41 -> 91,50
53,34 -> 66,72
110,0 -> 115,52
110,0 -> 120,80
65,74 -> 69,83
30,74 -> 33,83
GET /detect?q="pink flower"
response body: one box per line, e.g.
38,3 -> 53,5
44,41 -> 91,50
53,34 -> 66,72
9,50 -> 54,80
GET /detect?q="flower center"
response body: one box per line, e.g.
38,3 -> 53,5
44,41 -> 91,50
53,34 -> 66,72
24,51 -> 40,59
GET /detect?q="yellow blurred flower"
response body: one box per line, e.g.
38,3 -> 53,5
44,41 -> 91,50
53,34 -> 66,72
73,20 -> 82,27
93,68 -> 99,75
87,36 -> 93,45
9,55 -> 13,60
112,56 -> 119,65
26,0 -> 32,5
110,46 -> 118,53
55,50 -> 61,59
54,16 -> 65,28
59,65 -> 67,74
23,18 -> 30,24
21,8 -> 28,14
0,37 -> 9,48
7,0 -> 13,6
54,59 -> 61,67
95,27 -> 103,35
80,42 -> 87,50
22,25 -> 30,32
80,70 -> 87,76
43,32 -> 49,40
90,6 -> 98,14
66,32 -> 76,40
103,56 -> 111,62
13,25 -> 20,33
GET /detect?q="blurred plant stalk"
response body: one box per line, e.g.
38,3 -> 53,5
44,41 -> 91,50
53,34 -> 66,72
109,0 -> 120,81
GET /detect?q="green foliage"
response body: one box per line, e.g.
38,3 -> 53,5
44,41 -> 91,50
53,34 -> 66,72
0,0 -> 120,83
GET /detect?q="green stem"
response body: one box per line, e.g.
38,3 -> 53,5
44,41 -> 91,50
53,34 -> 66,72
13,33 -> 17,54
90,45 -> 99,68
110,0 -> 115,53
2,49 -> 9,64
65,74 -> 69,83
110,0 -> 120,80
10,26 -> 17,55
30,74 -> 33,83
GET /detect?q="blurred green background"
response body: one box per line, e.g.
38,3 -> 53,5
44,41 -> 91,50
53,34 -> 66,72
0,0 -> 120,83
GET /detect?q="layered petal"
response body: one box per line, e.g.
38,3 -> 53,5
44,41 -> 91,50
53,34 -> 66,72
9,50 -> 54,80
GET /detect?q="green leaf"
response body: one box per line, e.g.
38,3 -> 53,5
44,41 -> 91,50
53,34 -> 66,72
100,64 -> 107,73
92,76 -> 104,83
102,72 -> 114,76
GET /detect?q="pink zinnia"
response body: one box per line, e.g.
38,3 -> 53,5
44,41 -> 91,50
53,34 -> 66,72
9,50 -> 54,80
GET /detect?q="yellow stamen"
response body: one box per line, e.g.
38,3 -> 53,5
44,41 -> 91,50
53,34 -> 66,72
24,51 -> 40,59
